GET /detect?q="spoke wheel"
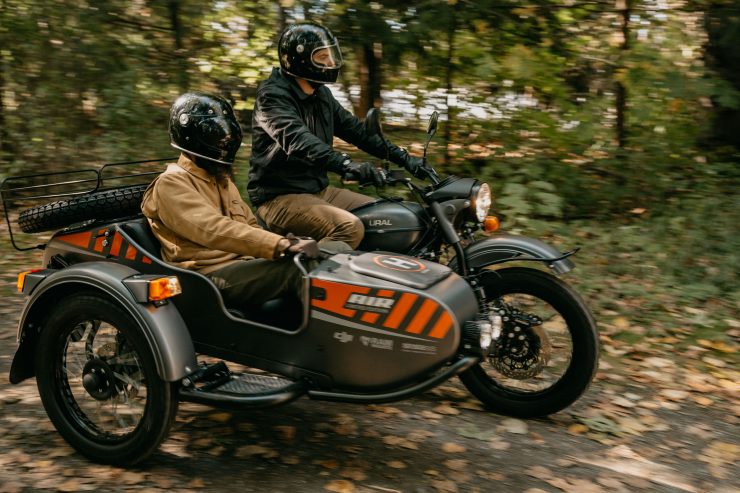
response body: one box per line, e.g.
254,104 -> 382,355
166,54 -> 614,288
36,293 -> 178,465
460,267 -> 598,418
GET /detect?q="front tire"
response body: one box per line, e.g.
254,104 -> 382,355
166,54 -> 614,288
36,292 -> 178,465
459,267 -> 598,418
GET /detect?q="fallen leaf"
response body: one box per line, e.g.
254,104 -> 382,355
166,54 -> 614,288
58,480 -> 81,492
387,460 -> 407,469
443,459 -> 468,471
208,412 -> 232,423
324,479 -> 355,493
441,443 -> 466,453
526,465 -> 552,478
275,425 -> 296,441
433,404 -> 460,415
431,479 -> 459,493
316,459 -> 341,469
340,468 -> 367,481
500,418 -> 528,435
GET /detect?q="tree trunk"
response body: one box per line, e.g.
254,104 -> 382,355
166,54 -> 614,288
444,5 -> 457,167
615,0 -> 631,150
276,1 -> 286,38
168,0 -> 188,91
0,0 -> 13,163
356,42 -> 382,118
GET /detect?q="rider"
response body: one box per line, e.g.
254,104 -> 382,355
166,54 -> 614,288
248,22 -> 426,249
141,92 -> 322,313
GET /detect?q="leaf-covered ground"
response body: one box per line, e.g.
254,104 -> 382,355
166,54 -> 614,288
0,220 -> 737,493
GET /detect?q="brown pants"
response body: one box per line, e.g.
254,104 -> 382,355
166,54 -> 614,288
257,186 -> 373,248
206,257 -> 304,313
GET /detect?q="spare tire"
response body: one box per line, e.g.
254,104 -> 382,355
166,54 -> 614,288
18,185 -> 148,233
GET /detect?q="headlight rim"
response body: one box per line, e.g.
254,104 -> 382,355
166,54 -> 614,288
470,181 -> 492,223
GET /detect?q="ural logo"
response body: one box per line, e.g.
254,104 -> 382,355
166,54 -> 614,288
369,219 -> 392,227
334,331 -> 354,343
373,255 -> 426,272
347,294 -> 395,309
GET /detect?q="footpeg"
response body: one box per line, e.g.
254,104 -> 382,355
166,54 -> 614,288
179,366 -> 307,409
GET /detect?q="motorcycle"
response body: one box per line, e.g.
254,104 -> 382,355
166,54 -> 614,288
0,114 -> 598,466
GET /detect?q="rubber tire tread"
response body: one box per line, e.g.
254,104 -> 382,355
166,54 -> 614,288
18,185 -> 148,233
36,292 -> 179,465
459,267 -> 599,418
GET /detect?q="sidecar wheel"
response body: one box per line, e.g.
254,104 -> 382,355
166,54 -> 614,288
459,267 -> 598,418
36,292 -> 178,465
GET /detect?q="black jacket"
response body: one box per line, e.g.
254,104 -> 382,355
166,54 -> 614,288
248,68 -> 410,206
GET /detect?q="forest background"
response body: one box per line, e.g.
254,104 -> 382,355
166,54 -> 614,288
0,0 -> 738,347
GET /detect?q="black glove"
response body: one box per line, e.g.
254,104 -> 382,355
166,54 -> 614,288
285,233 -> 320,259
404,155 -> 427,179
342,161 -> 386,187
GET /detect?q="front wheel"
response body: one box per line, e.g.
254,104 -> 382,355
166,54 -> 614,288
459,267 -> 598,418
36,292 -> 179,465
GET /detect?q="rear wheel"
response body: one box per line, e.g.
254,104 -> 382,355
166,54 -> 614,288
36,293 -> 178,465
459,267 -> 598,418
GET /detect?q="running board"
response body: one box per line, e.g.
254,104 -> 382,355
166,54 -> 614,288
307,355 -> 480,404
179,372 -> 307,409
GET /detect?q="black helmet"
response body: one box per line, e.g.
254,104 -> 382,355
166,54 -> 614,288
169,92 -> 243,166
278,23 -> 343,84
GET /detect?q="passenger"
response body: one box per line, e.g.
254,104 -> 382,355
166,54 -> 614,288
248,22 -> 425,249
141,92 -> 322,313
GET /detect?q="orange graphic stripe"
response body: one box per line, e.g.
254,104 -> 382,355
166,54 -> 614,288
57,231 -> 92,249
110,233 -> 123,257
360,312 -> 380,324
428,311 -> 453,339
376,289 -> 395,297
311,279 -> 369,318
142,257 -> 152,264
406,299 -> 439,334
125,245 -> 138,260
93,236 -> 106,252
383,293 -> 418,330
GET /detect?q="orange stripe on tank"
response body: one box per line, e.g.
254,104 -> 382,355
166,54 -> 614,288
360,312 -> 380,324
125,245 -> 138,260
93,236 -> 106,252
383,293 -> 418,330
310,278 -> 369,318
376,289 -> 395,297
142,257 -> 152,264
406,299 -> 439,334
428,311 -> 453,339
110,233 -> 123,257
57,231 -> 92,249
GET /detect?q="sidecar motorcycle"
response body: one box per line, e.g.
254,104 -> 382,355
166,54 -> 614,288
1,114 -> 598,466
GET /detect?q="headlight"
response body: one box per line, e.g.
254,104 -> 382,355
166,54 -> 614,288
471,182 -> 492,222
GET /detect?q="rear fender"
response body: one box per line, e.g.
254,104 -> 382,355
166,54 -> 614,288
10,262 -> 197,384
449,234 -> 576,275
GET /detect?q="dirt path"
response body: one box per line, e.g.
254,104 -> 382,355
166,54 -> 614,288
0,251 -> 737,493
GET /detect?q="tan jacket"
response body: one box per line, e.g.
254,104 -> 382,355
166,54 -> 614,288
141,155 -> 284,274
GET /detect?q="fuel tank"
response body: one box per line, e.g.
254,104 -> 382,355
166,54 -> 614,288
307,252 -> 479,388
352,200 -> 426,253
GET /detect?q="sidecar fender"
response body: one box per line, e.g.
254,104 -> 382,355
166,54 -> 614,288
10,261 -> 197,384
449,234 -> 576,274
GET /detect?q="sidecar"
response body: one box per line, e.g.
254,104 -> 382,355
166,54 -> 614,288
1,162 -> 484,465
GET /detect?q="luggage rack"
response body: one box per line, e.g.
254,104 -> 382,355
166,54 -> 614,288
0,158 -> 174,251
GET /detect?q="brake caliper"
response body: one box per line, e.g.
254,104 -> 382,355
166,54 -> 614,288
488,301 -> 549,379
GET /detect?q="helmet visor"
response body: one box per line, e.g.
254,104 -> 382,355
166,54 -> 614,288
196,116 -> 243,163
311,44 -> 343,70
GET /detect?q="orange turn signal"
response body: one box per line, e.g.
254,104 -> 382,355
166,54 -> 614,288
17,270 -> 42,293
483,215 -> 500,232
148,276 -> 182,301
17,271 -> 30,293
